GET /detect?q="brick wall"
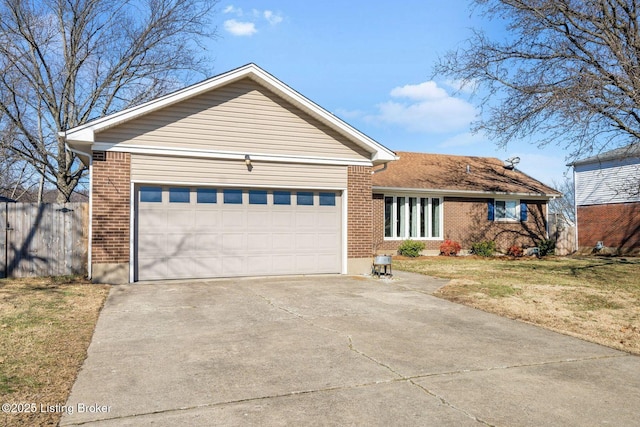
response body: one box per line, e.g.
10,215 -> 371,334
372,195 -> 548,253
347,166 -> 373,258
577,202 -> 640,251
92,151 -> 131,264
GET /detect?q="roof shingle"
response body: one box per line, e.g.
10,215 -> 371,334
372,152 -> 560,197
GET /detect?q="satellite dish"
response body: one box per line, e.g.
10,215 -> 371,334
504,156 -> 520,170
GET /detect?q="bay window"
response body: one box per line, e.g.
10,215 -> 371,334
384,195 -> 442,239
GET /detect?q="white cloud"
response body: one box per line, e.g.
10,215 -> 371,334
222,5 -> 283,36
223,5 -> 242,15
264,10 -> 283,25
390,81 -> 448,100
224,19 -> 257,36
371,81 -> 476,133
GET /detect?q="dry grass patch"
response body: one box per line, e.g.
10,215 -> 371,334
395,256 -> 640,355
0,276 -> 109,427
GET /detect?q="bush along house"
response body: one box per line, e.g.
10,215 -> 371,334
372,152 -> 561,255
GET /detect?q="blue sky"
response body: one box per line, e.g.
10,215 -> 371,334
207,1 -> 571,187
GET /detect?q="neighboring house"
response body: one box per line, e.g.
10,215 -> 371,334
62,64 -> 397,283
372,152 -> 561,254
569,145 -> 640,254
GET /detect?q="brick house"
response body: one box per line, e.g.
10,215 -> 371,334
63,64 -> 396,283
570,145 -> 640,254
62,64 -> 559,283
372,152 -> 560,254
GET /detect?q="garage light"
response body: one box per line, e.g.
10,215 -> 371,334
244,154 -> 253,171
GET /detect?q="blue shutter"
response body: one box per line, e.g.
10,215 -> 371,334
488,199 -> 495,221
520,202 -> 528,221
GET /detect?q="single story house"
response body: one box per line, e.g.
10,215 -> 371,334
569,145 -> 640,254
63,64 -> 397,283
62,64 -> 559,284
372,152 -> 560,254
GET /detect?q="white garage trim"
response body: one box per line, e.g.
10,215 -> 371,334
94,143 -> 374,167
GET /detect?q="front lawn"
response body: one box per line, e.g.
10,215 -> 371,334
395,256 -> 640,355
0,277 -> 109,427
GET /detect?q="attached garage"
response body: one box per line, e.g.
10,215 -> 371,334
135,186 -> 342,280
62,64 -> 396,283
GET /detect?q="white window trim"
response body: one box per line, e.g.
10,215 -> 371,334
384,195 -> 443,240
494,199 -> 520,222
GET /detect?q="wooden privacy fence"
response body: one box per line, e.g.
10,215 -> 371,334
0,202 -> 89,278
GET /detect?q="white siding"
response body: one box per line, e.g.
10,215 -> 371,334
131,154 -> 347,189
575,157 -> 640,205
96,78 -> 371,161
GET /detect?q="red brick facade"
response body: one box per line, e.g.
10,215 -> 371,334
347,166 -> 373,258
91,151 -> 131,264
373,195 -> 548,253
577,202 -> 640,252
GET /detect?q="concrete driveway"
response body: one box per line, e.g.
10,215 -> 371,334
61,271 -> 640,426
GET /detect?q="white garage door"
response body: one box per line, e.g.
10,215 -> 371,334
135,186 -> 342,281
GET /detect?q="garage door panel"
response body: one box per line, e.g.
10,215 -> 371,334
222,233 -> 247,252
222,256 -> 244,276
296,233 -> 319,250
245,255 -> 272,275
167,257 -> 197,278
272,233 -> 295,250
166,233 -> 195,253
194,210 -> 220,227
249,233 -> 272,251
222,210 -> 245,228
138,234 -> 167,254
295,254 -> 318,272
194,233 -> 222,251
138,257 -> 168,280
317,254 -> 340,271
166,209 -> 194,227
316,233 -> 340,250
272,211 -> 294,227
295,211 -> 317,227
247,210 -> 270,228
138,211 -> 167,231
136,187 -> 341,280
193,257 -> 223,276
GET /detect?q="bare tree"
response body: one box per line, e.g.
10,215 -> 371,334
435,0 -> 640,160
549,177 -> 575,222
0,0 -> 218,202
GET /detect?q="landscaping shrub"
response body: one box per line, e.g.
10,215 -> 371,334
398,239 -> 425,257
537,239 -> 556,257
470,240 -> 496,257
507,245 -> 524,257
439,239 -> 462,256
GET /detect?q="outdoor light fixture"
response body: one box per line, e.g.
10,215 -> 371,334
244,154 -> 253,171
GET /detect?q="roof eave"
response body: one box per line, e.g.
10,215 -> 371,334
372,186 -> 561,199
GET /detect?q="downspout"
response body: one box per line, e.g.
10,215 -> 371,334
64,139 -> 93,279
371,163 -> 388,174
3,200 -> 8,278
573,167 -> 579,253
547,195 -> 556,240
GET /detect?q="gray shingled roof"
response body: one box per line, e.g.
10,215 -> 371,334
569,144 -> 640,166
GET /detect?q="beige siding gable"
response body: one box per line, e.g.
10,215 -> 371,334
96,78 -> 371,161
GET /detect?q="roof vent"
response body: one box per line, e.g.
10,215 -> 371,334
504,156 -> 520,170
